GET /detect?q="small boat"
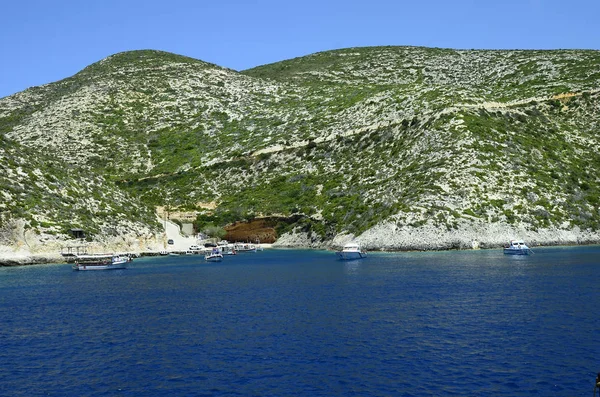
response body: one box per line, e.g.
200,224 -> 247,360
221,246 -> 237,255
503,240 -> 532,255
335,243 -> 367,260
234,243 -> 257,253
217,241 -> 237,255
205,248 -> 224,262
218,244 -> 237,255
72,254 -> 128,271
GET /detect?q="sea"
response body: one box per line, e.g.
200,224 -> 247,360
1,246 -> 599,396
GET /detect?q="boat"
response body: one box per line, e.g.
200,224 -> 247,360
205,248 -> 224,262
72,254 -> 128,271
234,243 -> 257,253
217,241 -> 237,255
335,243 -> 367,260
503,240 -> 532,255
221,246 -> 237,255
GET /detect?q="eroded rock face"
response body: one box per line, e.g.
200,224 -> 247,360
224,218 -> 280,243
0,252 -> 64,266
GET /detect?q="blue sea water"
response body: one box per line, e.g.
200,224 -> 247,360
1,246 -> 600,396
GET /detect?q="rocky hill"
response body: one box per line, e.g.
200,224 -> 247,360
0,132 -> 161,254
1,46 -> 599,254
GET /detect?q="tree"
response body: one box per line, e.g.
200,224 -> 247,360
203,223 -> 226,240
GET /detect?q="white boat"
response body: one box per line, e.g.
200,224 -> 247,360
335,243 -> 367,260
234,243 -> 257,253
503,240 -> 532,255
72,254 -> 128,270
217,241 -> 237,255
205,248 -> 224,262
221,246 -> 237,255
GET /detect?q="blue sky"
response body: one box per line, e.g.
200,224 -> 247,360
1,0 -> 599,98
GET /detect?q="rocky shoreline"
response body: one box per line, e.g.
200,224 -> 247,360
0,252 -> 65,267
274,219 -> 600,251
0,233 -> 166,267
2,220 -> 599,267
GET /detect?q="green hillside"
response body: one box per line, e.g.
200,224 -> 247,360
0,134 -> 159,242
0,47 -> 599,247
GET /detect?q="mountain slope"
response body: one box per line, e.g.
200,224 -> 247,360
1,46 -> 599,250
0,133 -> 160,249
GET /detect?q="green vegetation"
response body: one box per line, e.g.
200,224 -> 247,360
1,46 -> 599,242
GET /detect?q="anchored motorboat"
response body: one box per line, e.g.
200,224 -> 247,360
503,240 -> 533,255
335,243 -> 367,260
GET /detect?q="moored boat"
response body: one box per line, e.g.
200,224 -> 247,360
335,243 -> 367,260
217,241 -> 237,255
205,248 -> 224,262
72,254 -> 128,271
503,240 -> 532,255
234,243 -> 257,253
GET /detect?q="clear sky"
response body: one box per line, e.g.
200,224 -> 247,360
1,0 -> 599,98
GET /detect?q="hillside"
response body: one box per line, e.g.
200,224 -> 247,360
0,133 -> 160,254
1,46 -> 599,254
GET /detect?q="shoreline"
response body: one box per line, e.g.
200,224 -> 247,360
1,241 -> 598,267
4,216 -> 599,267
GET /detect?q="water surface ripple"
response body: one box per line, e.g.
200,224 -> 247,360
1,246 -> 599,396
